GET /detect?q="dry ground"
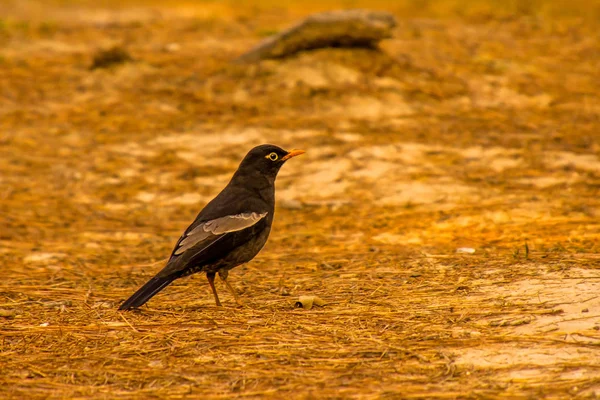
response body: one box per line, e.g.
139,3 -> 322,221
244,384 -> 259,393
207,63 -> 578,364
1,0 -> 600,398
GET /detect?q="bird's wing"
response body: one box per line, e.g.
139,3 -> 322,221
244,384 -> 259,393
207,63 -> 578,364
120,211 -> 268,309
173,212 -> 268,256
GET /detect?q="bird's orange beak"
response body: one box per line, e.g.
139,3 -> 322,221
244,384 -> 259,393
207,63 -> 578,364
281,149 -> 305,161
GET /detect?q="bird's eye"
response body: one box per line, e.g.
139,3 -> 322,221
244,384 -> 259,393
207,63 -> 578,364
266,152 -> 278,161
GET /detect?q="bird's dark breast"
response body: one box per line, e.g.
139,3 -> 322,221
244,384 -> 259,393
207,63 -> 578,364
181,220 -> 272,277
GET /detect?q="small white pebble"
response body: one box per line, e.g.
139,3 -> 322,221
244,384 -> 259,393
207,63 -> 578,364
456,247 -> 476,254
39,322 -> 49,327
165,43 -> 181,52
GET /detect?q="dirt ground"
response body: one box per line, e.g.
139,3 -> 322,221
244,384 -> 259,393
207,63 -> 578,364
1,0 -> 600,398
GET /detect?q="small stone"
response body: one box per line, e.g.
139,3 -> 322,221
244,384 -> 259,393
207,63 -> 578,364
456,247 -> 476,254
91,46 -> 132,69
23,252 -> 67,263
165,43 -> 181,52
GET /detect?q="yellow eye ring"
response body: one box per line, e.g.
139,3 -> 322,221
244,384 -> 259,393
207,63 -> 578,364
266,152 -> 278,161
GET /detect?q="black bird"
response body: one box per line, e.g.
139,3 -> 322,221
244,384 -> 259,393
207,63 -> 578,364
119,144 -> 305,310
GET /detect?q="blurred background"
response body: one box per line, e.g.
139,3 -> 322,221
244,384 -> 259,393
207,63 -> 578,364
1,0 -> 600,398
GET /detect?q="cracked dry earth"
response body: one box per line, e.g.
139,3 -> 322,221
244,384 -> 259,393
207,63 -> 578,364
1,1 -> 600,399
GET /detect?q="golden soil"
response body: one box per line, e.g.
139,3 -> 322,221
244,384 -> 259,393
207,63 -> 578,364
1,0 -> 600,398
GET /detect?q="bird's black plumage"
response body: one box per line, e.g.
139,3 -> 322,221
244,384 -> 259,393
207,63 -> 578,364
119,144 -> 304,310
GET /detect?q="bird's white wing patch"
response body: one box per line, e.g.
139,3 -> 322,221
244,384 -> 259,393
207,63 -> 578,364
174,212 -> 268,255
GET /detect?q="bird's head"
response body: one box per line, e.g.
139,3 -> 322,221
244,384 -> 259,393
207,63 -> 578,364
234,144 -> 305,183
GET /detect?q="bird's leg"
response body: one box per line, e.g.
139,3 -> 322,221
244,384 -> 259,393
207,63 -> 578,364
206,272 -> 222,307
219,270 -> 244,306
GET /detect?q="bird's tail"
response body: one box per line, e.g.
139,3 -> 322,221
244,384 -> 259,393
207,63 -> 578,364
119,274 -> 177,310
